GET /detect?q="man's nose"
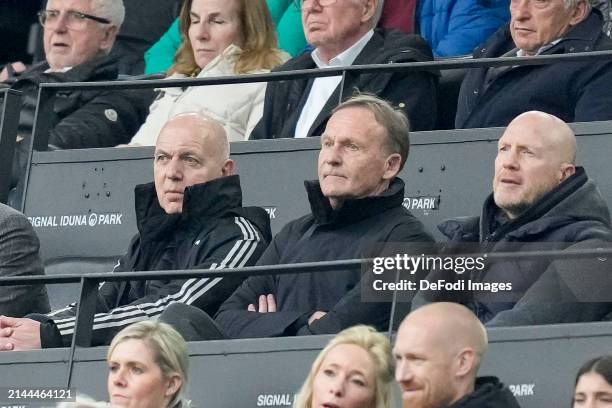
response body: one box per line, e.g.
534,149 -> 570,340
302,0 -> 324,13
166,157 -> 184,180
395,360 -> 414,384
510,0 -> 531,19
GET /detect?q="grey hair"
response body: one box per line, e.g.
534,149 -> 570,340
564,0 -> 592,12
332,93 -> 411,171
91,0 -> 125,27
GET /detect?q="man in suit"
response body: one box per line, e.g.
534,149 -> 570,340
250,0 -> 438,140
0,203 -> 49,317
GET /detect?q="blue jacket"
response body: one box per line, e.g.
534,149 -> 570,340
417,0 -> 510,57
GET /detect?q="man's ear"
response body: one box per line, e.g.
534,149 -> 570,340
559,163 -> 576,182
455,348 -> 477,378
569,0 -> 589,26
361,0 -> 378,23
222,159 -> 236,176
100,25 -> 119,54
382,153 -> 401,180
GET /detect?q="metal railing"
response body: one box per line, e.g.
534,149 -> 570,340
0,246 -> 611,388
16,49 -> 612,211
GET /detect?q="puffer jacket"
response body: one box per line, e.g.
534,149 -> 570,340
30,175 -> 271,347
429,167 -> 612,325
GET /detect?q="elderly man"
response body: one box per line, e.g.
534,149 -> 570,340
394,302 -> 521,408
5,0 -> 150,150
0,113 -> 271,349
455,0 -> 612,129
214,94 -> 434,339
420,111 -> 612,325
250,0 -> 438,140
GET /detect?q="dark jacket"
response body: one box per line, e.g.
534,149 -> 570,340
0,203 -> 49,317
250,28 -> 438,140
449,377 -> 521,408
215,178 -> 434,338
30,175 -> 271,347
430,167 -> 612,325
9,54 -> 152,149
455,10 -> 612,129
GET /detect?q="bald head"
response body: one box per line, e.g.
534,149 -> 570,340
400,303 -> 488,360
154,113 -> 234,214
493,111 -> 577,219
393,303 -> 487,408
509,111 -> 576,163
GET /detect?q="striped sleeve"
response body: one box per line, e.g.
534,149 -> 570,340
48,216 -> 267,347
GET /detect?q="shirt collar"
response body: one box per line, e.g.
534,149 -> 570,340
516,38 -> 562,56
311,29 -> 374,68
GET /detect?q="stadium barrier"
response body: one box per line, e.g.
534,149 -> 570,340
0,252 -> 611,408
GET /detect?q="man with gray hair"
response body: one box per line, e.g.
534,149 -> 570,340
215,94 -> 434,339
250,0 -> 438,140
0,113 -> 271,349
4,0 -> 151,151
456,0 -> 612,128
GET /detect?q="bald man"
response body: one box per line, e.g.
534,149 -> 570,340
0,113 -> 271,350
394,303 -> 521,408
418,111 -> 612,326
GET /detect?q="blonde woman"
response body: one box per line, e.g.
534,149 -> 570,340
294,325 -> 394,408
130,0 -> 286,145
107,321 -> 189,408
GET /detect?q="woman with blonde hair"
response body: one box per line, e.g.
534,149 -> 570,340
129,0 -> 286,145
107,320 -> 189,408
293,325 -> 394,408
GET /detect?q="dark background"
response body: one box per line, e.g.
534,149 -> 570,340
0,0 -> 44,65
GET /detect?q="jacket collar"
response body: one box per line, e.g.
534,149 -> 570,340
480,167 -> 589,239
23,54 -> 119,83
488,10 -> 604,56
134,174 -> 243,240
304,177 -> 406,226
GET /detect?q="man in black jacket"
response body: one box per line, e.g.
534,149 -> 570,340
0,112 -> 271,349
394,302 -> 521,408
455,0 -> 612,129
215,94 -> 434,339
250,0 -> 438,140
4,0 -> 151,150
419,111 -> 612,325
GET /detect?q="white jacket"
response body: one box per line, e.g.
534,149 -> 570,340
130,45 -> 271,145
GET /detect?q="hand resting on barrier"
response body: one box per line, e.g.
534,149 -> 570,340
0,316 -> 41,351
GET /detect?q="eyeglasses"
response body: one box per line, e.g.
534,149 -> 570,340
293,0 -> 339,10
38,9 -> 111,30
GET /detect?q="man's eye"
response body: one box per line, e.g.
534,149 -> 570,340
185,156 -> 199,164
348,144 -> 359,151
212,19 -> 225,24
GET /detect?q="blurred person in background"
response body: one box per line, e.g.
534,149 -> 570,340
128,0 -> 287,145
